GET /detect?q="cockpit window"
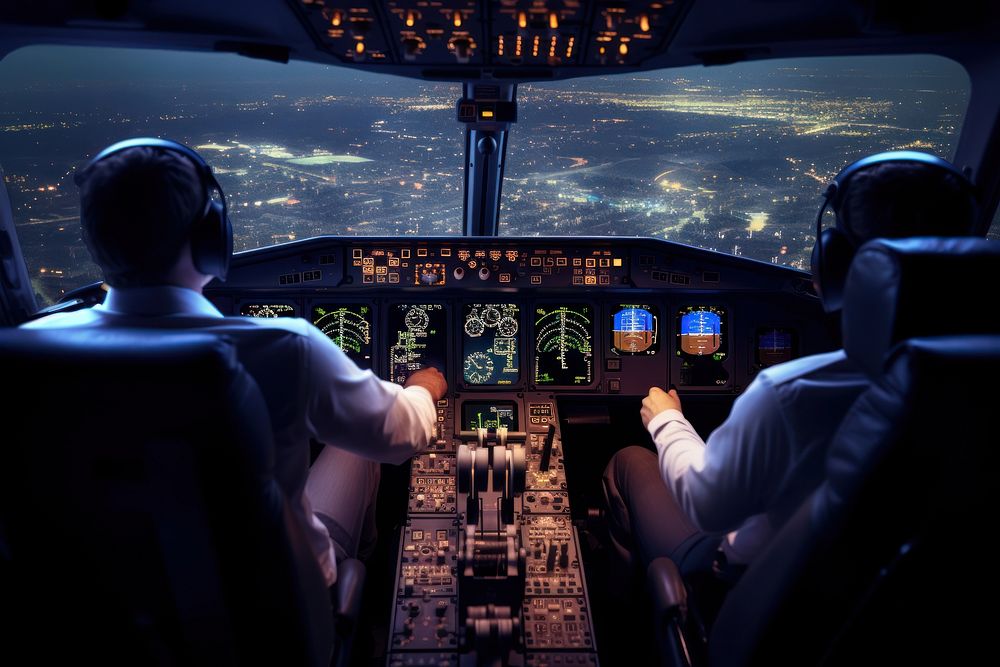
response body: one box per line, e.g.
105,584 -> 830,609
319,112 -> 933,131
501,55 -> 970,270
0,46 -> 974,306
0,45 -> 462,306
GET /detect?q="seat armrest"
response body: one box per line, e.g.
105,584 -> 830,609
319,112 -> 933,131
332,559 -> 366,667
648,557 -> 687,617
647,557 -> 694,667
334,558 -> 366,622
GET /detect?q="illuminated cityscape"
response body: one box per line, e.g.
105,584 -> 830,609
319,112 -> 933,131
0,47 -> 973,305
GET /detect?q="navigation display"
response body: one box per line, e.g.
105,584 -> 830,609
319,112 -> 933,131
610,304 -> 659,356
462,303 -> 520,386
533,304 -> 594,386
387,304 -> 447,385
676,306 -> 730,387
312,303 -> 373,369
462,401 -> 519,432
756,327 -> 797,367
240,303 -> 296,318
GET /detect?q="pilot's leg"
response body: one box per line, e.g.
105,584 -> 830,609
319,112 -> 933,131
602,446 -> 718,575
305,445 -> 381,561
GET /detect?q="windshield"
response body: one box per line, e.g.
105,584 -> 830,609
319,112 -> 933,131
0,48 -> 974,306
0,46 -> 462,305
502,55 -> 970,269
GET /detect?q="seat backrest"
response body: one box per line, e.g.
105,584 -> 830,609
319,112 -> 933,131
709,238 -> 1000,665
0,328 -> 333,666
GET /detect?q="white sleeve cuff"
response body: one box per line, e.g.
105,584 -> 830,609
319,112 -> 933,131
402,384 -> 436,413
647,408 -> 689,438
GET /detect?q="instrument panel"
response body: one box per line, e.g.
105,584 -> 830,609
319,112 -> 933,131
210,237 -> 829,395
208,237 -> 831,666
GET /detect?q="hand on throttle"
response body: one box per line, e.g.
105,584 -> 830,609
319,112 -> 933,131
404,367 -> 448,402
640,386 -> 682,429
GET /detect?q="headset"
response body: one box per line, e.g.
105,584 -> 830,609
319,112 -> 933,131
74,137 -> 232,281
810,150 -> 975,313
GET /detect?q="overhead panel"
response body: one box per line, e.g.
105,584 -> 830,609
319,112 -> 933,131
386,0 -> 482,64
294,0 -> 691,70
299,0 -> 394,63
587,1 -> 681,66
491,1 -> 586,67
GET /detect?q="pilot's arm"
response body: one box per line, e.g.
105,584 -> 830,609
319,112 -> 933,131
303,327 -> 446,464
643,379 -> 791,533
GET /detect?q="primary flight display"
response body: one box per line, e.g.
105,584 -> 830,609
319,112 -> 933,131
610,304 -> 659,355
676,305 -> 730,387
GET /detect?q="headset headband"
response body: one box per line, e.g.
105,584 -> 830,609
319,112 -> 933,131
74,137 -> 226,219
825,150 -> 972,214
816,150 -> 974,245
74,137 -> 232,282
813,150 -> 976,312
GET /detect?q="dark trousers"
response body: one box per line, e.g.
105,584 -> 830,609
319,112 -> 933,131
602,446 -> 720,577
305,446 -> 381,563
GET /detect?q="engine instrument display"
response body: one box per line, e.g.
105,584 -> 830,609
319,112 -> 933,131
461,401 -> 519,431
676,306 -> 730,387
610,304 -> 659,355
462,303 -> 520,386
533,304 -> 594,386
312,303 -> 373,369
240,303 -> 296,318
756,327 -> 797,367
387,304 -> 447,384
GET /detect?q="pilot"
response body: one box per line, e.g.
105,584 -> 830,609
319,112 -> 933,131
22,138 -> 448,589
603,152 -> 980,590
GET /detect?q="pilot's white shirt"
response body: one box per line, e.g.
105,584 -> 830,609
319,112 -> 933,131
647,350 -> 869,563
23,285 -> 436,585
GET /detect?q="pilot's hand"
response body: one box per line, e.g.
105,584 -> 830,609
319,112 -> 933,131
640,386 -> 682,429
405,367 -> 448,402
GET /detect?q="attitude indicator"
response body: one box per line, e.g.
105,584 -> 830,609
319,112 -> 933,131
611,304 -> 659,355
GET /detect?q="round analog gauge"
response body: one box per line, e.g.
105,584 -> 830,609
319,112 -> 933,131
404,308 -> 430,332
464,352 -> 495,384
497,316 -> 518,338
464,317 -> 486,337
482,306 -> 501,326
256,306 -> 280,318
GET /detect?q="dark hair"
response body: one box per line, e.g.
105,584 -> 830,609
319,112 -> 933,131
836,161 -> 977,244
79,146 -> 204,287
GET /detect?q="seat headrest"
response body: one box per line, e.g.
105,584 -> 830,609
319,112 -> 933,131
3,328 -> 237,369
842,237 -> 1000,377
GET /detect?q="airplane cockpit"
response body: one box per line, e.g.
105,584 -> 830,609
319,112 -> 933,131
2,2 -> 999,665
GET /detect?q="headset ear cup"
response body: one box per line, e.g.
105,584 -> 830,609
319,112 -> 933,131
810,237 -> 822,292
190,201 -> 231,281
219,204 -> 232,281
816,228 -> 855,313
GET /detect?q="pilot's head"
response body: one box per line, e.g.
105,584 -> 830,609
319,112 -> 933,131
811,151 -> 978,313
75,138 -> 232,289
